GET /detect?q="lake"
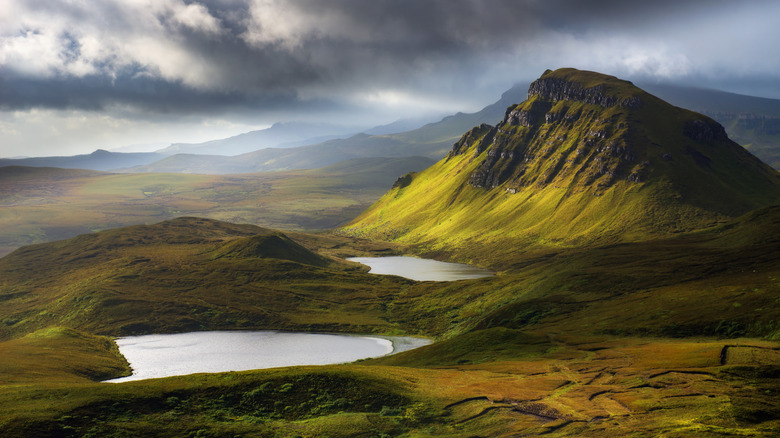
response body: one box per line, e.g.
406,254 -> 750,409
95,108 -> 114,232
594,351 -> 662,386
347,256 -> 493,281
105,331 -> 430,383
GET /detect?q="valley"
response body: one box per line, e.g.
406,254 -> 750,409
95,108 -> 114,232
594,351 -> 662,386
0,157 -> 433,257
0,68 -> 778,437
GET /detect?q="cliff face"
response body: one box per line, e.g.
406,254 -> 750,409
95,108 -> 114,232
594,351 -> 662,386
451,68 -> 769,198
526,72 -> 643,109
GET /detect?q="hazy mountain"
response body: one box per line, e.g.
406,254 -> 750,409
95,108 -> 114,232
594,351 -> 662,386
640,83 -> 780,116
343,68 -> 780,259
0,149 -> 165,172
128,84 -> 528,174
4,83 -> 779,175
157,122 -> 367,156
361,115 -> 445,135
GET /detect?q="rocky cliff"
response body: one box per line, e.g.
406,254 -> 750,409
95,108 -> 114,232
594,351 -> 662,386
450,68 -> 769,197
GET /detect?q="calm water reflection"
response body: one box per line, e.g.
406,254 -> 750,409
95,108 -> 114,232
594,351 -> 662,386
347,256 -> 493,281
106,331 -> 430,383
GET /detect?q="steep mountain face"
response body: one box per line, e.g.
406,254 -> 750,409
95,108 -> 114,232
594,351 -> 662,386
343,69 -> 780,259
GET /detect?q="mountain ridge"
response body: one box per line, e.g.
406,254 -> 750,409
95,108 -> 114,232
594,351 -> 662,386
343,68 -> 780,260
123,85 -> 528,174
157,122 -> 367,156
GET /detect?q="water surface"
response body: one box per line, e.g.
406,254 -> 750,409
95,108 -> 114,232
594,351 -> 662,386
106,331 -> 429,383
347,256 -> 493,281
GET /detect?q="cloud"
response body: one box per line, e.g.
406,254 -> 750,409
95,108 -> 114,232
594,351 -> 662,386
4,0 -> 778,107
2,0 -> 779,156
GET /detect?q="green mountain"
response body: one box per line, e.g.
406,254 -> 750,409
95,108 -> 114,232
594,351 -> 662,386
343,68 -> 780,261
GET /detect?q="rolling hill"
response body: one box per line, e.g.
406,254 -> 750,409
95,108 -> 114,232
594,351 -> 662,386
1,203 -> 779,436
0,217 -> 412,341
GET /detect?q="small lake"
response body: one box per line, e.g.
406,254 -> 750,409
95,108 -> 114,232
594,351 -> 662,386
105,331 -> 430,383
347,256 -> 493,281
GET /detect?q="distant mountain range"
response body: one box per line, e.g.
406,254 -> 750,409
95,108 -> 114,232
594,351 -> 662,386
0,149 -> 166,172
158,117 -> 446,156
2,81 -> 780,174
124,85 -> 528,174
157,122 -> 370,156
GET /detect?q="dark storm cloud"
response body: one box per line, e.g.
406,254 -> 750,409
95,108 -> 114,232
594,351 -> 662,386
0,73 -> 301,114
3,0 -> 754,114
2,0 -> 779,157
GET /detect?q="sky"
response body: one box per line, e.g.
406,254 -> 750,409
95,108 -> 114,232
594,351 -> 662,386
2,0 -> 780,158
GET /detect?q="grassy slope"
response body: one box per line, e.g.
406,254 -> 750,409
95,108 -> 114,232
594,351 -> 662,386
641,82 -> 780,170
0,208 -> 778,436
717,116 -> 780,170
0,156 -> 434,257
0,217 -> 416,341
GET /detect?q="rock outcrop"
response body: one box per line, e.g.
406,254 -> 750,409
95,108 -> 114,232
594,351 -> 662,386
450,68 -> 747,192
528,72 -> 643,109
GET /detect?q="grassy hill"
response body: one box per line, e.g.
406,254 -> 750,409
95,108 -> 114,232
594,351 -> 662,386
0,217 -> 415,341
343,69 -> 780,263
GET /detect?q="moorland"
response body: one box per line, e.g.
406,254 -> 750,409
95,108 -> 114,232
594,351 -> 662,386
0,68 -> 779,437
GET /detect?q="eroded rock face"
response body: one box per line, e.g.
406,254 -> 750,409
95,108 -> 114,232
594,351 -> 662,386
528,77 -> 642,109
462,76 -> 644,190
684,119 -> 728,143
504,101 -> 553,127
448,124 -> 495,158
445,69 -> 743,196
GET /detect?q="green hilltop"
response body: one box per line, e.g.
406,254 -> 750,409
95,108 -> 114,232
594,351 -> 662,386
342,68 -> 780,265
0,217 -> 412,340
